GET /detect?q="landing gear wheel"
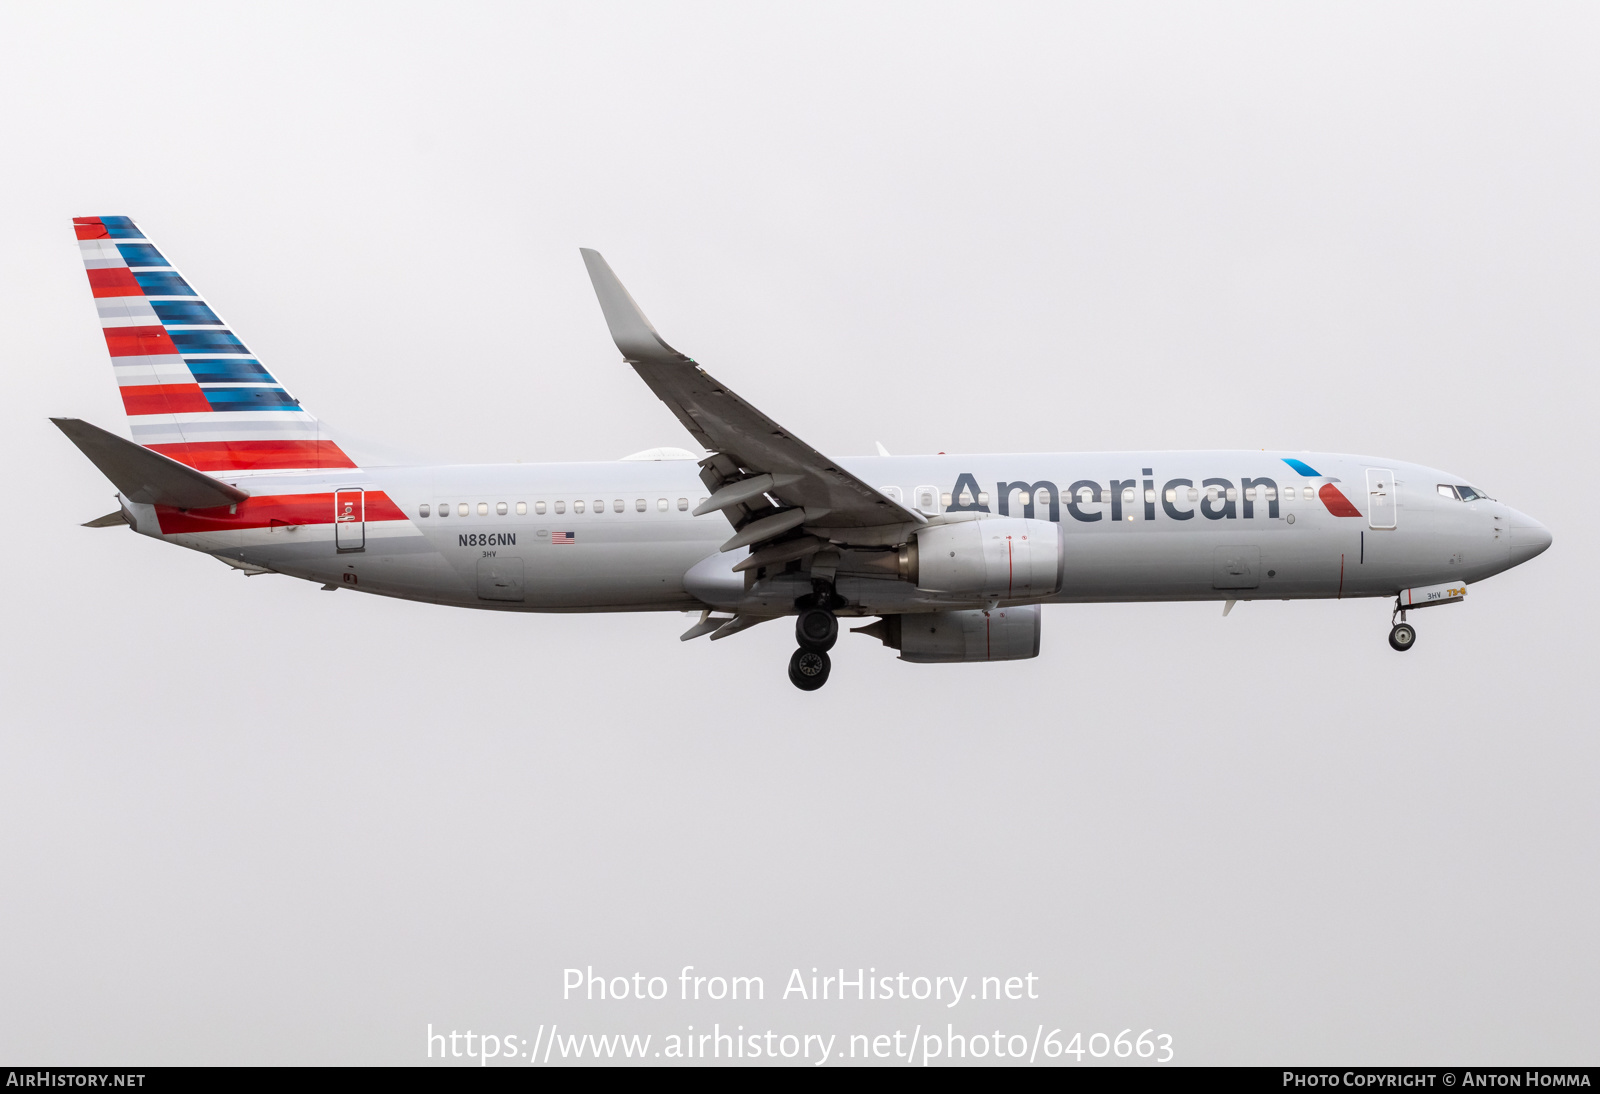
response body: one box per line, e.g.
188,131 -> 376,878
788,648 -> 831,690
795,608 -> 838,652
1388,622 -> 1417,652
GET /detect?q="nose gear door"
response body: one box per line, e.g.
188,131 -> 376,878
1366,469 -> 1396,529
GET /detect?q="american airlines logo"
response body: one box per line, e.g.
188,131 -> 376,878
946,461 -> 1363,523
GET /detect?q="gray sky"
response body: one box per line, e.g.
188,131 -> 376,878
2,1 -> 1595,1066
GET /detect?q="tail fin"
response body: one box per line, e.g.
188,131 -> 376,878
73,216 -> 354,475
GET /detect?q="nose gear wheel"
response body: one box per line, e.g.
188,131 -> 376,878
1388,622 -> 1417,652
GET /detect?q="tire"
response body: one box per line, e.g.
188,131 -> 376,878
795,608 -> 838,652
788,648 -> 831,690
1388,623 -> 1417,652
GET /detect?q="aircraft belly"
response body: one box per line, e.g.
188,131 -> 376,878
1057,523 -> 1366,601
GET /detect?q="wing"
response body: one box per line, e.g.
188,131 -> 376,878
580,249 -> 923,554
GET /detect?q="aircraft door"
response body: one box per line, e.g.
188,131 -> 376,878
1366,469 -> 1397,529
334,488 -> 365,551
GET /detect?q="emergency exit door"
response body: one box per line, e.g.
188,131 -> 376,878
1366,469 -> 1397,530
334,488 -> 365,551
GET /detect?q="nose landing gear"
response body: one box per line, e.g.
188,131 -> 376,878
1388,601 -> 1417,652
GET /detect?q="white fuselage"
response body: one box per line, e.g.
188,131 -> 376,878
122,450 -> 1549,617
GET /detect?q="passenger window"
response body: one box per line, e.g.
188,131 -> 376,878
657,498 -> 668,512
1225,487 -> 1237,502
595,499 -> 606,513
614,499 -> 624,513
1165,488 -> 1176,503
880,485 -> 904,503
1304,487 -> 1314,500
698,497 -> 708,507
477,502 -> 489,516
635,499 -> 645,512
458,503 -> 469,516
678,498 -> 689,511
916,487 -> 937,514
419,504 -> 430,517
516,502 -> 527,515
1121,487 -> 1135,503
1188,488 -> 1200,502
1244,487 -> 1255,501
534,501 -> 545,515
438,503 -> 449,518
978,492 -> 990,505
554,500 -> 565,514
941,492 -> 952,507
1265,488 -> 1276,501
496,502 -> 508,516
574,500 -> 585,513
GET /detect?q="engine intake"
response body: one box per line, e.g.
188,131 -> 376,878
902,518 -> 1064,599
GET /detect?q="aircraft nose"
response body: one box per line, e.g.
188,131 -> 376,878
1506,508 -> 1553,566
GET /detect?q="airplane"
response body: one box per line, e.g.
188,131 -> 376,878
54,216 -> 1553,690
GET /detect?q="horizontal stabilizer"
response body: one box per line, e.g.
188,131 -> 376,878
52,417 -> 249,509
81,509 -> 129,528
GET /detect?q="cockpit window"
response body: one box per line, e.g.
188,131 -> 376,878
1456,485 -> 1484,502
1438,484 -> 1457,500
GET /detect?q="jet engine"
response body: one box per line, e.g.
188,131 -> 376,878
857,604 -> 1042,663
900,518 -> 1064,599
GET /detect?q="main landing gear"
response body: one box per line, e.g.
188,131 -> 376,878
1388,602 -> 1417,652
788,585 -> 841,691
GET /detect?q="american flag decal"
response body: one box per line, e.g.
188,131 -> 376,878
552,531 -> 575,545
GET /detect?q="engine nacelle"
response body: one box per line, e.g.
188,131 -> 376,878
906,518 -> 1064,599
863,605 -> 1042,663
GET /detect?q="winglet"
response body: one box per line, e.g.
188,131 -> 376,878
579,249 -> 689,365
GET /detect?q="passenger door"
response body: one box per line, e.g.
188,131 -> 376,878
334,488 -> 364,551
1366,468 -> 1397,529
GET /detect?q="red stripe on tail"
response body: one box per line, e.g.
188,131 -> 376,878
104,325 -> 178,357
87,267 -> 144,297
119,384 -> 212,415
155,491 -> 406,535
149,440 -> 357,472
